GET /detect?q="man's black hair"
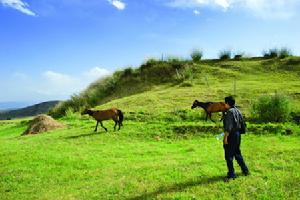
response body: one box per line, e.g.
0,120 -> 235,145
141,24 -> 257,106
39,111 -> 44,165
225,96 -> 235,106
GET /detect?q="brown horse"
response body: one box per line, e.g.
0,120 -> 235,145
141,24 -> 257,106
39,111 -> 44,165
191,100 -> 230,122
82,108 -> 123,132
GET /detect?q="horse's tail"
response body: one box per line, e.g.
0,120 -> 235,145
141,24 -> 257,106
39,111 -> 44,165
117,109 -> 124,126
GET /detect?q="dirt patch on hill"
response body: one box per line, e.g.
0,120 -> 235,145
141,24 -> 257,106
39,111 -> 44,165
22,115 -> 65,135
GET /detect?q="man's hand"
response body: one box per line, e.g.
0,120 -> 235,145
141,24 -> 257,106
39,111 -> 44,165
223,132 -> 229,145
223,137 -> 228,145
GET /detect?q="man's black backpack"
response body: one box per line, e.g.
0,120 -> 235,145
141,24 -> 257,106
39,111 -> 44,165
239,113 -> 246,134
240,120 -> 246,134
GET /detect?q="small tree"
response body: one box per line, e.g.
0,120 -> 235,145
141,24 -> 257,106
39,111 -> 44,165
219,50 -> 231,60
191,49 -> 203,62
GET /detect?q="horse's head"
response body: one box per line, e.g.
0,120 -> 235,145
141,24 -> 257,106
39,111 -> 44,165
81,109 -> 93,116
191,100 -> 199,109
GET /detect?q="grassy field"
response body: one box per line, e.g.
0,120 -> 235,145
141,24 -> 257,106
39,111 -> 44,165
1,117 -> 300,200
1,57 -> 300,199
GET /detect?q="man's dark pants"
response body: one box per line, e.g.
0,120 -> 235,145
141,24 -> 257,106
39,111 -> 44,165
224,131 -> 249,178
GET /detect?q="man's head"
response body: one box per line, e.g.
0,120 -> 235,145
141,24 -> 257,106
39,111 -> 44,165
225,96 -> 235,107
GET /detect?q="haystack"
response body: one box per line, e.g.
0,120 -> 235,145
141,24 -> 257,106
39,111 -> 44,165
23,115 -> 65,135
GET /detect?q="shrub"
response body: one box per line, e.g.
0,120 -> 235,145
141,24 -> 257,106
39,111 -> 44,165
167,57 -> 184,70
263,48 -> 279,58
141,58 -> 158,70
122,67 -> 133,77
262,48 -> 291,59
234,53 -> 245,60
252,93 -> 291,122
219,50 -> 231,60
191,49 -> 203,62
48,100 -> 71,118
279,48 -> 292,59
269,49 -> 279,58
64,108 -> 81,120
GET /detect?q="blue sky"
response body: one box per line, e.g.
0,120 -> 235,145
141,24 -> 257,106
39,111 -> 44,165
1,0 -> 300,103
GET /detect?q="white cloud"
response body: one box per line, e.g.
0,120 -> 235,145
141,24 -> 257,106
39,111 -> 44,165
166,0 -> 300,19
36,67 -> 111,97
43,70 -> 76,87
6,68 -> 111,100
193,9 -> 200,15
83,67 -> 111,82
215,0 -> 230,10
39,71 -> 78,96
108,0 -> 126,10
241,0 -> 299,19
167,0 -> 230,10
0,0 -> 36,16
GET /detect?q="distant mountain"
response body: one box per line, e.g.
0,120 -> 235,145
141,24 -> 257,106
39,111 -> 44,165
0,101 -> 60,120
0,101 -> 35,111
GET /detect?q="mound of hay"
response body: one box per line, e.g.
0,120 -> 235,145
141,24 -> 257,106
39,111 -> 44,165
23,115 -> 65,135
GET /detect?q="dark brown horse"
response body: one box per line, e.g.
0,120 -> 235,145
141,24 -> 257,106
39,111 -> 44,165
82,108 -> 123,132
191,100 -> 230,122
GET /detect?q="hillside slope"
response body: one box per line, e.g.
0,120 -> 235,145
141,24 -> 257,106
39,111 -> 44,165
50,57 -> 300,119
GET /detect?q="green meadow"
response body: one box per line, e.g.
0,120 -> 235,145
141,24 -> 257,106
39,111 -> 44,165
1,57 -> 300,199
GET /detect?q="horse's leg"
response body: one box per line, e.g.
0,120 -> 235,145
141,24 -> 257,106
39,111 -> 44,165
205,113 -> 208,121
94,121 -> 99,132
118,120 -> 121,130
112,116 -> 118,131
113,120 -> 118,131
100,121 -> 108,132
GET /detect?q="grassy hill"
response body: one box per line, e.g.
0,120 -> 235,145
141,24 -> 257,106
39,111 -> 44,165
0,101 -> 60,120
1,56 -> 300,199
50,56 -> 300,120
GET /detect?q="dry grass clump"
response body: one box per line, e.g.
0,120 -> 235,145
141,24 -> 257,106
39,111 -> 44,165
22,115 -> 65,135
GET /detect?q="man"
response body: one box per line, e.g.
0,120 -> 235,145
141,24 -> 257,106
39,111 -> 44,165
223,96 -> 249,182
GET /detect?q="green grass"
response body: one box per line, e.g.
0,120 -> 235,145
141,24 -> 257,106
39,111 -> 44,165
1,118 -> 300,200
1,56 -> 300,199
95,71 -> 300,117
